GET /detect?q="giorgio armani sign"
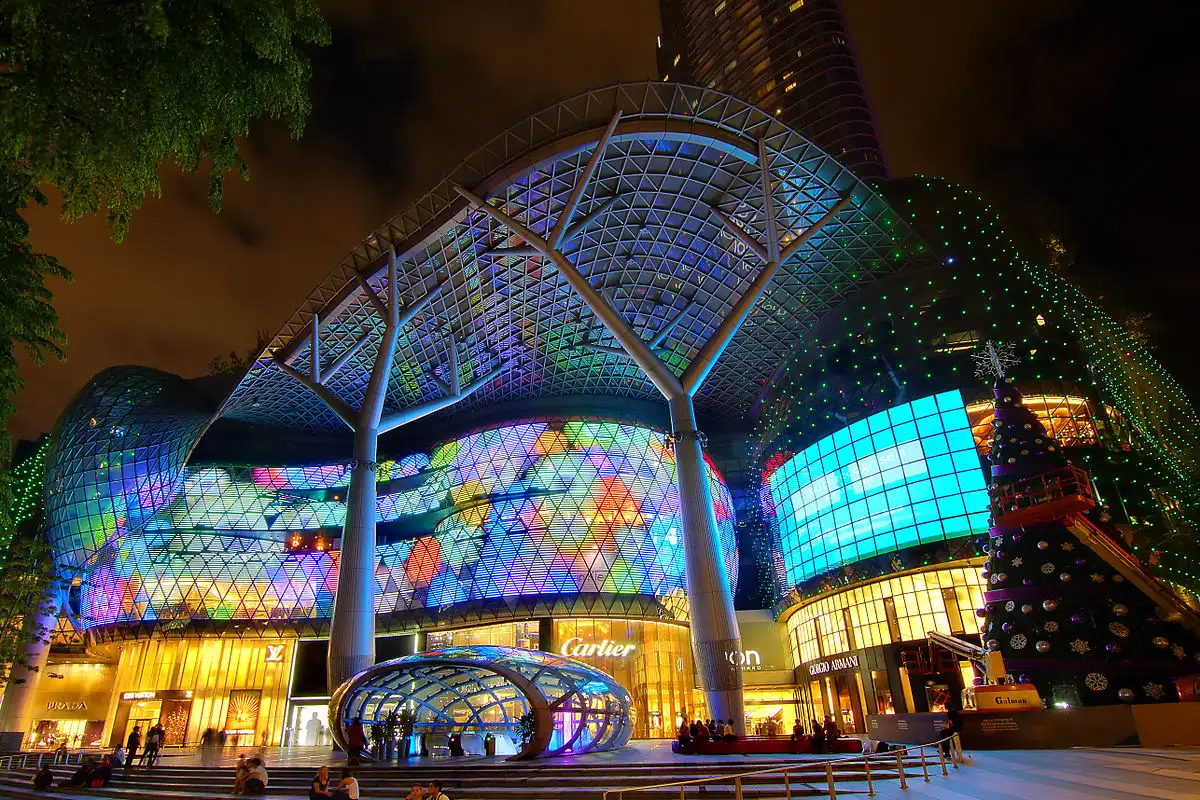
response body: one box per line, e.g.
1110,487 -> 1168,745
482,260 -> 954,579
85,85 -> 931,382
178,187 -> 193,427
806,654 -> 860,676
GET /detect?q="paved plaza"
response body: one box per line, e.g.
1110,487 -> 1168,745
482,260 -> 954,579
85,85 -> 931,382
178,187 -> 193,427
82,741 -> 1200,799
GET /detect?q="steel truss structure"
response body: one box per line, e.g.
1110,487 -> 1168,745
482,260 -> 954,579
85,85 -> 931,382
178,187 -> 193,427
330,645 -> 633,759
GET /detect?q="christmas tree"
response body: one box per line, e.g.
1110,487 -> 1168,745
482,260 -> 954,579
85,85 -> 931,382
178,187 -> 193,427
977,342 -> 1200,705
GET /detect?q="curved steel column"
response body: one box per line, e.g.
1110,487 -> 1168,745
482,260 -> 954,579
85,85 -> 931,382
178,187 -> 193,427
669,394 -> 744,729
327,428 -> 379,691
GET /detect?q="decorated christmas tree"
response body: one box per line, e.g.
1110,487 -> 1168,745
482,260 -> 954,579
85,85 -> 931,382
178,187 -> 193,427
977,342 -> 1200,705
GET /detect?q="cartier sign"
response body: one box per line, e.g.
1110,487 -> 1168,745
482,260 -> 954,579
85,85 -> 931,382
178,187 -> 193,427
559,637 -> 636,658
807,654 -> 860,676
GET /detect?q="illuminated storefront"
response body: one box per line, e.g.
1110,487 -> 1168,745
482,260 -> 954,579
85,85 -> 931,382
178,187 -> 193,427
105,638 -> 295,748
736,611 -> 802,736
25,662 -> 116,749
780,562 -> 987,732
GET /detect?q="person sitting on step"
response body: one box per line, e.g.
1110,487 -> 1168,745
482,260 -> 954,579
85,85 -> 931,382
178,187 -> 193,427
32,764 -> 53,791
332,767 -> 361,800
310,764 -> 333,799
424,779 -> 449,800
59,759 -> 94,788
722,719 -> 737,743
243,757 -> 268,795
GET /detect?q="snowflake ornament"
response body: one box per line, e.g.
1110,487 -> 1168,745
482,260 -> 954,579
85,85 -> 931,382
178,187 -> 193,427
1010,634 -> 1028,650
1061,542 -> 1075,552
1108,622 -> 1129,638
1004,601 -> 1016,612
1069,639 -> 1091,654
1090,573 -> 1105,583
1143,682 -> 1165,700
1172,644 -> 1187,660
1084,672 -> 1109,692
1012,557 -> 1024,567
973,340 -> 1021,380
1044,621 -> 1059,633
1041,562 -> 1056,574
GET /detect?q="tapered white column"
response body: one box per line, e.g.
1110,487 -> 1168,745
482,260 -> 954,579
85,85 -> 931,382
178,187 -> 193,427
274,250 -> 504,694
668,394 -> 743,723
327,427 -> 380,688
0,605 -> 59,747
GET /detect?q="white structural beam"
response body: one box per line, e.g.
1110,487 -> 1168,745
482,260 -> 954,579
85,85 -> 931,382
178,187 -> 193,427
273,248 -> 502,694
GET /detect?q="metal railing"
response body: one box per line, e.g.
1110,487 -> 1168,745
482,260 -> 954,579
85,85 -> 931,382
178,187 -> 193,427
0,749 -> 87,772
602,734 -> 965,800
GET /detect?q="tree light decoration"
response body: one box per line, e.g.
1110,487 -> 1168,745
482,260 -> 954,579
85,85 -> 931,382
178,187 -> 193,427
972,340 -> 1020,380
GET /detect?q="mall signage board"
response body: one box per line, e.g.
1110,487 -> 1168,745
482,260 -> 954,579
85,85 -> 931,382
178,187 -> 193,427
806,654 -> 860,676
972,684 -> 1041,711
559,638 -> 636,658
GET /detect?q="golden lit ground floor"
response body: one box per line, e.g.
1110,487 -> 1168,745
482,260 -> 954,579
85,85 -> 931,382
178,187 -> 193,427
18,570 -> 992,749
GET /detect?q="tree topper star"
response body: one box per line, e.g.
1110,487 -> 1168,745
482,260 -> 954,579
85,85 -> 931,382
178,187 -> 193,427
973,340 -> 1020,380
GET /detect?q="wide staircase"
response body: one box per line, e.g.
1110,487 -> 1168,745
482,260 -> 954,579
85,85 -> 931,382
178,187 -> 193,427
0,745 -> 959,800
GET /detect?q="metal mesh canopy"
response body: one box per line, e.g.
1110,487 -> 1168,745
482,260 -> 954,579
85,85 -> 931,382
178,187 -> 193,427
331,645 -> 633,759
221,83 -> 923,433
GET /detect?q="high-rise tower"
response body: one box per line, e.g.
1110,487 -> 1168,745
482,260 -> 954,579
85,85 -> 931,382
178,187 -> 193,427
657,0 -> 887,181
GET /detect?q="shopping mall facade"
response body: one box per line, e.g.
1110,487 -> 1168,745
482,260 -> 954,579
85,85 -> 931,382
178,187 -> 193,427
5,84 -> 1198,751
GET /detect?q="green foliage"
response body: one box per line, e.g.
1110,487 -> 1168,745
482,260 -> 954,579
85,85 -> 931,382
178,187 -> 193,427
0,169 -> 69,571
0,0 -> 329,682
516,710 -> 536,746
0,526 -> 61,687
396,707 -> 416,738
1,0 -> 331,236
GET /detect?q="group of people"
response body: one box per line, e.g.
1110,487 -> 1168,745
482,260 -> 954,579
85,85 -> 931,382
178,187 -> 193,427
32,755 -> 116,790
675,713 -> 845,752
676,717 -> 739,745
233,754 -> 271,794
305,766 -> 449,800
790,715 -> 843,752
124,720 -> 167,770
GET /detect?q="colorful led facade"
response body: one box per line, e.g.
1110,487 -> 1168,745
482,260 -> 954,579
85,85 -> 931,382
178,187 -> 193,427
767,391 -> 989,586
43,367 -> 213,569
71,419 -> 736,633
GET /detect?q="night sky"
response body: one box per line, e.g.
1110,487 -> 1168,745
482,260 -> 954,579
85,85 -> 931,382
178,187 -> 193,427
12,0 -> 1198,441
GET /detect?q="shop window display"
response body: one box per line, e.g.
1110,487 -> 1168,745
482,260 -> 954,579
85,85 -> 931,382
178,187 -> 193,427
784,563 -> 986,666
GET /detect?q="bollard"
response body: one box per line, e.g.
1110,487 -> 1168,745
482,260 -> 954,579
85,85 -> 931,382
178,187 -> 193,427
896,751 -> 907,790
785,768 -> 792,800
864,755 -> 875,797
919,745 -> 930,782
938,739 -> 948,776
825,763 -> 837,800
679,785 -> 685,800
735,776 -> 743,800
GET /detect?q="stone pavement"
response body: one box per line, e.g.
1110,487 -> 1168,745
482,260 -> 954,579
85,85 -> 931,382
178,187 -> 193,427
866,748 -> 1200,800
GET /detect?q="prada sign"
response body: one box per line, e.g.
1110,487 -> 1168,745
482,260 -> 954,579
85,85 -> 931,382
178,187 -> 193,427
806,654 -> 860,676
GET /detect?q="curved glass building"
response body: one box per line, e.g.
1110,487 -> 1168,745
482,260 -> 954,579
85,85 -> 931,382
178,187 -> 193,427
12,84 -> 1198,751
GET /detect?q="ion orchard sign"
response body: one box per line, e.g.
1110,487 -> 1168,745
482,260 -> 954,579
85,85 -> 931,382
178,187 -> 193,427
559,638 -> 636,658
726,650 -> 763,671
806,654 -> 860,676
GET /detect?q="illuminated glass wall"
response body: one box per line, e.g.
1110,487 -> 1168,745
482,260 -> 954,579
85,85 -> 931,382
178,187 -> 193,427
768,391 -> 989,586
73,419 -> 736,631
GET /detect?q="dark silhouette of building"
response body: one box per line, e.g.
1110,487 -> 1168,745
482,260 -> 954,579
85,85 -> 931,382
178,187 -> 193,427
657,0 -> 887,181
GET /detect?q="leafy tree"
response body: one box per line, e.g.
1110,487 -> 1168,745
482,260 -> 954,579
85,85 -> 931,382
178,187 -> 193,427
0,1 -> 329,676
